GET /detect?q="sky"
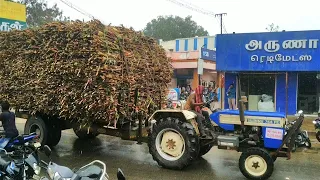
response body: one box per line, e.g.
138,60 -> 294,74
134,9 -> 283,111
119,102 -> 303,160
49,0 -> 320,36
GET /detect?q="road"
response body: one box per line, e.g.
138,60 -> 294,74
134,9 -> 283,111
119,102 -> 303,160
16,121 -> 320,180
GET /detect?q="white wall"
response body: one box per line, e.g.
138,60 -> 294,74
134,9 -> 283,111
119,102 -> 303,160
159,36 -> 216,52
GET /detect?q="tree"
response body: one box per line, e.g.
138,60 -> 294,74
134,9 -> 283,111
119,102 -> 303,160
266,23 -> 279,32
8,0 -> 70,27
143,15 -> 209,41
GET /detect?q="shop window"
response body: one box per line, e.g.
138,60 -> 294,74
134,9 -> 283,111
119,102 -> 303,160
240,74 -> 276,112
298,73 -> 319,115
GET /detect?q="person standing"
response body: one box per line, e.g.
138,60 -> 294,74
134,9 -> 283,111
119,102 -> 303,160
0,101 -> 19,138
227,84 -> 236,110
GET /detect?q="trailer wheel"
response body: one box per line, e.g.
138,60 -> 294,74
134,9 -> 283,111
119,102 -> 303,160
239,147 -> 274,180
24,117 -> 49,145
198,144 -> 213,157
316,131 -> 320,142
47,124 -> 61,147
73,124 -> 98,139
148,117 -> 199,170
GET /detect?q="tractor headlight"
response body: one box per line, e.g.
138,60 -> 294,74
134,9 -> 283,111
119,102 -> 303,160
33,163 -> 41,175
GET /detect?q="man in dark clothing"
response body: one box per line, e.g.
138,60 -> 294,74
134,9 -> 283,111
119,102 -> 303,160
0,101 -> 19,138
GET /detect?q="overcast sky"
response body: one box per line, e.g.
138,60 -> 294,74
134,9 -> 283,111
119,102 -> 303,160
50,0 -> 320,36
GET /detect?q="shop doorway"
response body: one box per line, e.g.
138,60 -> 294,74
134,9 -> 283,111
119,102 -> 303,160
239,74 -> 276,112
298,73 -> 320,115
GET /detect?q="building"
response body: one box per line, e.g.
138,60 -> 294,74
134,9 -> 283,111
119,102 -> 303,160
216,30 -> 320,116
159,36 -> 217,90
0,0 -> 26,31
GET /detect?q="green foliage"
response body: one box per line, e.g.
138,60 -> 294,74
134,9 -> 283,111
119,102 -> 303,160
266,23 -> 279,32
7,0 -> 70,27
143,15 -> 209,41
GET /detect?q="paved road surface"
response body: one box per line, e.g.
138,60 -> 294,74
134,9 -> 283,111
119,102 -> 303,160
16,120 -> 320,180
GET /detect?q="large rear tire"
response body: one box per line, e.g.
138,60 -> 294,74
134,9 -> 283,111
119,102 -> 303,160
47,124 -> 61,147
198,144 -> 213,157
24,117 -> 49,145
148,117 -> 200,170
239,147 -> 274,180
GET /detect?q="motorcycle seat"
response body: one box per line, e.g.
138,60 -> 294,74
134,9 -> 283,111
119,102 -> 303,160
49,162 -> 74,178
0,138 -> 10,149
76,165 -> 102,179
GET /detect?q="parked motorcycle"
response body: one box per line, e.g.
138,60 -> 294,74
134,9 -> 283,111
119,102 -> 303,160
312,118 -> 320,142
40,145 -> 126,180
0,135 -> 42,179
285,119 -> 311,152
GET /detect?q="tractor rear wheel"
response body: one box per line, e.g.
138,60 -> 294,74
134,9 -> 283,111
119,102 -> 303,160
198,144 -> 213,157
239,147 -> 274,180
148,117 -> 199,170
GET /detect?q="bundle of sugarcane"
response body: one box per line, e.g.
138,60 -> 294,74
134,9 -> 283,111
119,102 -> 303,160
0,20 -> 173,125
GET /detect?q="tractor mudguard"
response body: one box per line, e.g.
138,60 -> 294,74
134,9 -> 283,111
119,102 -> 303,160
148,110 -> 200,135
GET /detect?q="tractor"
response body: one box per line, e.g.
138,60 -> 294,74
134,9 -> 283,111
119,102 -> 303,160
147,77 -> 303,180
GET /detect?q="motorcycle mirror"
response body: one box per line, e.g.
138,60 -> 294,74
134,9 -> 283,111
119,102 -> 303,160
117,168 -> 126,180
43,145 -> 52,157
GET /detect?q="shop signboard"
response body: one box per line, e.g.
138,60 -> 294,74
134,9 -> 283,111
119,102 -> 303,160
201,48 -> 216,61
0,0 -> 27,32
216,30 -> 320,71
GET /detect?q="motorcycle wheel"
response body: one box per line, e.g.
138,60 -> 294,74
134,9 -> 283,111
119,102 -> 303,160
316,131 -> 320,142
305,138 -> 312,148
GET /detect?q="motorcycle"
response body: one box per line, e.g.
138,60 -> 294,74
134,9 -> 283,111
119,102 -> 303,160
0,135 -> 42,179
285,119 -> 312,152
312,118 -> 320,142
40,145 -> 126,180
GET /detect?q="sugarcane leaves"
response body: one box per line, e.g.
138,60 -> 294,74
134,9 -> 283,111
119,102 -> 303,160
0,20 -> 173,127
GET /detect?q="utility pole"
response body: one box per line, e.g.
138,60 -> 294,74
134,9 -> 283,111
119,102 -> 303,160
215,13 -> 227,34
215,13 -> 227,109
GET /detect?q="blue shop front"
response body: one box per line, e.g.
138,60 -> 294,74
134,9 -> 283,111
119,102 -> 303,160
216,30 -> 320,115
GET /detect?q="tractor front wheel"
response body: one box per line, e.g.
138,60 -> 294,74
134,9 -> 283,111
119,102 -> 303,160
239,147 -> 274,180
148,117 -> 199,170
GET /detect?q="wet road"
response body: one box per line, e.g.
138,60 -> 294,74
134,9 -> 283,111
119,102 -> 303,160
17,122 -> 320,180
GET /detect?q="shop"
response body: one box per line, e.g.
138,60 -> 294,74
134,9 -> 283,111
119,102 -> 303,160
216,30 -> 320,115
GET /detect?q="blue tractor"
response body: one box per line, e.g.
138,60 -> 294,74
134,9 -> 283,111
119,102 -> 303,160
148,78 -> 303,180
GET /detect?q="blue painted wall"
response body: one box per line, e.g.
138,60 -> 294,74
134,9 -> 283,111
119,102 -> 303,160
193,38 -> 198,50
204,38 -> 208,49
275,73 -> 298,114
184,39 -> 188,51
288,73 -> 298,114
175,40 -> 179,51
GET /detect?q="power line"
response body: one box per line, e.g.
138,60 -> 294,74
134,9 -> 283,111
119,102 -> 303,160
165,0 -> 228,34
58,0 -> 95,20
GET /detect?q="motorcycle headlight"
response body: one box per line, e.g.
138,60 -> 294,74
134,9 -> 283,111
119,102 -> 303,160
33,163 -> 41,175
313,121 -> 317,124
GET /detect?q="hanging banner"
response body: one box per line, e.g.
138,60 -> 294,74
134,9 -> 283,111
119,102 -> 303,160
0,0 -> 27,32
